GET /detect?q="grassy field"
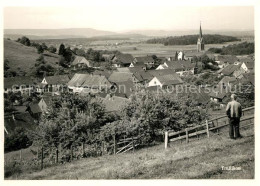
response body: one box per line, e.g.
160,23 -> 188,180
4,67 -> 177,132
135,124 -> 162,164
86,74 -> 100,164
5,125 -> 254,180
4,39 -> 60,75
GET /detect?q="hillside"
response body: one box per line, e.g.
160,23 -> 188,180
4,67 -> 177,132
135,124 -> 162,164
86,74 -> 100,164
4,39 -> 60,76
4,28 -> 116,40
6,126 -> 254,179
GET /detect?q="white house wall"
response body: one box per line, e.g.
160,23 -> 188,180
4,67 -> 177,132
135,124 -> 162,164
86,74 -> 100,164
148,77 -> 163,88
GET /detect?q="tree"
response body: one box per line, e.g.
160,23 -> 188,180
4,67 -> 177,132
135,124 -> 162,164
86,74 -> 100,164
58,44 -> 66,55
18,36 -> 31,46
37,45 -> 44,54
5,127 -> 33,153
41,43 -> 48,51
48,46 -> 57,53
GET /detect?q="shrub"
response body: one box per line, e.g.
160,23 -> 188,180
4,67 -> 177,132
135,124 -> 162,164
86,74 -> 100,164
4,127 -> 33,153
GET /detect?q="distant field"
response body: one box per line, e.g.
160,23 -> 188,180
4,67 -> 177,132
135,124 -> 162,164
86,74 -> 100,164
32,35 -> 254,58
4,39 -> 60,75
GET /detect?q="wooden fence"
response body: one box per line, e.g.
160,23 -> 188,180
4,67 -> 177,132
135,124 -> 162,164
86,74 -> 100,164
165,106 -> 254,149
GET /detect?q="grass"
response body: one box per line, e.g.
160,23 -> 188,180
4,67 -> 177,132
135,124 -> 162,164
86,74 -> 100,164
5,126 -> 254,180
4,39 -> 60,75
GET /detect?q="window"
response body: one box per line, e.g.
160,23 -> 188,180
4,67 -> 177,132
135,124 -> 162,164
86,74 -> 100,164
154,81 -> 156,84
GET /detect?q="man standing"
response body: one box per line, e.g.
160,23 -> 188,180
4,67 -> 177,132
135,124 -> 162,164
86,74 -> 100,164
226,94 -> 242,139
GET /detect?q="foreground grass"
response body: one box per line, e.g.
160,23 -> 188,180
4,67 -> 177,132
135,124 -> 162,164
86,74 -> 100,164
6,127 -> 254,180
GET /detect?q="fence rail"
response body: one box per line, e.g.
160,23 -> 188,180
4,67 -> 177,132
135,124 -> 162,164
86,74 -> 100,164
165,106 -> 254,149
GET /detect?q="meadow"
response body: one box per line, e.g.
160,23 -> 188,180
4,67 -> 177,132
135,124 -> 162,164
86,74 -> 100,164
5,124 -> 254,179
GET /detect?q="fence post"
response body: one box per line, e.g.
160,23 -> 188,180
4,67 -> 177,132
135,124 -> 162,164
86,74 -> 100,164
101,141 -> 104,155
113,134 -> 117,155
185,129 -> 189,143
82,142 -> 85,157
20,149 -> 22,161
206,120 -> 210,138
165,131 -> 168,149
41,146 -> 44,170
132,137 -> 135,153
70,144 -> 73,161
56,147 -> 59,164
216,119 -> 219,135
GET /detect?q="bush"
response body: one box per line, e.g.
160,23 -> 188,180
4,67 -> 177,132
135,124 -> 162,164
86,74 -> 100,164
4,127 -> 33,153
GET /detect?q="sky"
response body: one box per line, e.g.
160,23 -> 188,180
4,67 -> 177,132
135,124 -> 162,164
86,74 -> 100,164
3,5 -> 255,32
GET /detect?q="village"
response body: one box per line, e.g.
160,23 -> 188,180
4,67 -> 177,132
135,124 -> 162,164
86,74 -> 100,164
3,23 -> 255,180
4,25 -> 255,123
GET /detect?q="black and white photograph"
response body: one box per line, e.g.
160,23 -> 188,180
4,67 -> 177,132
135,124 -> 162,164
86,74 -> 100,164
1,0 -> 258,183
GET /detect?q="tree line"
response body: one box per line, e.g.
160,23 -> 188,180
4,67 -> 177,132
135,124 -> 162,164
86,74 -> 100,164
208,42 -> 254,55
146,34 -> 240,46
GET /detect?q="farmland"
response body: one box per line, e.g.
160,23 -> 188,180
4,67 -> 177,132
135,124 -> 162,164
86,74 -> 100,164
33,36 -> 251,58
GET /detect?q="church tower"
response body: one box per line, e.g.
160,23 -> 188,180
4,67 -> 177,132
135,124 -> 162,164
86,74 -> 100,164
197,23 -> 205,52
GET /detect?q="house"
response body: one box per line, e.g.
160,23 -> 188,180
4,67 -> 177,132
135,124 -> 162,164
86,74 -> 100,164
92,70 -> 113,79
233,68 -> 246,79
156,60 -> 195,76
215,55 -> 239,69
169,51 -> 185,61
99,94 -> 130,113
111,53 -> 134,67
108,72 -> 134,83
129,61 -> 147,70
67,73 -> 112,93
132,56 -> 155,66
4,76 -> 37,94
26,97 -> 49,118
218,64 -> 241,76
71,56 -> 91,68
239,73 -> 255,86
113,80 -> 137,98
184,51 -> 204,61
240,62 -> 254,73
40,75 -> 70,93
209,88 -> 228,103
186,87 -> 210,105
147,71 -> 183,88
217,76 -> 237,89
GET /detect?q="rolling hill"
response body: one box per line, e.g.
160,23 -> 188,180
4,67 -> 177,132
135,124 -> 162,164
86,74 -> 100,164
4,39 -> 60,76
4,28 -> 117,40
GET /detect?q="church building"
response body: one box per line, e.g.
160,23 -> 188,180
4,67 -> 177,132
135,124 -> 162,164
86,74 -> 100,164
197,23 -> 205,52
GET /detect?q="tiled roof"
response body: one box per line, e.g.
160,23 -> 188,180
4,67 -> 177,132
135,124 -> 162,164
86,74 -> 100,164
92,70 -> 113,79
218,76 -> 237,85
244,62 -> 254,70
166,61 -> 195,70
71,56 -> 89,65
116,68 -> 131,73
241,73 -> 255,86
215,55 -> 239,64
44,75 -> 70,85
156,74 -> 183,86
134,56 -> 155,64
68,73 -> 111,87
108,72 -> 133,83
220,64 -> 241,76
209,87 -> 228,99
112,54 -> 134,64
27,102 -> 42,114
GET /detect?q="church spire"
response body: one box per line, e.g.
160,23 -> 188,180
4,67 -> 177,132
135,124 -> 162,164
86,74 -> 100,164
199,21 -> 203,39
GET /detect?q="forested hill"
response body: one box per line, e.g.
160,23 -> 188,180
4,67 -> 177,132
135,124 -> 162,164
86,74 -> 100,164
146,34 -> 240,45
